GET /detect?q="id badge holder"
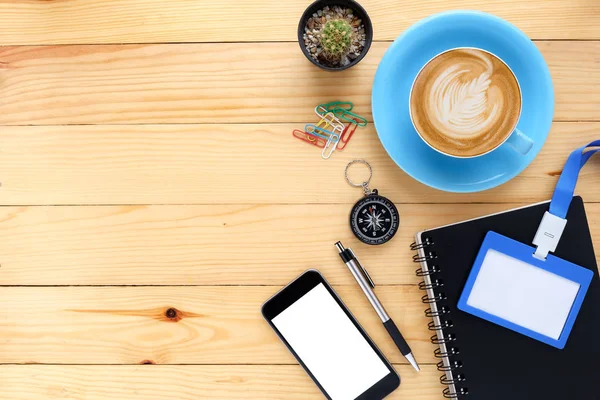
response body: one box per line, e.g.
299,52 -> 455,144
458,140 -> 600,349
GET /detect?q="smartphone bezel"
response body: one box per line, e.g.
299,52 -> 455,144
261,269 -> 400,400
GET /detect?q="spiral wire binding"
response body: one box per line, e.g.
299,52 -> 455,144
411,237 -> 469,399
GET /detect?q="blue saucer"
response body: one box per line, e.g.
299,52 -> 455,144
372,11 -> 554,193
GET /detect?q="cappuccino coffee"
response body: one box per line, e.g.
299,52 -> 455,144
410,48 -> 521,157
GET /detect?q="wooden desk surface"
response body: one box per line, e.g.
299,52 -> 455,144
1,1 -> 599,399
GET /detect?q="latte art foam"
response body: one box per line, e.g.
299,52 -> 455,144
429,56 -> 497,138
410,49 -> 521,157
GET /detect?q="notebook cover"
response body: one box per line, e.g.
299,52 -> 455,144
418,196 -> 599,399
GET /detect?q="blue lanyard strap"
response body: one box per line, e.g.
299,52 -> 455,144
549,140 -> 600,219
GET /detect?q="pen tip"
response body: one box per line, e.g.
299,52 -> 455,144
405,353 -> 420,372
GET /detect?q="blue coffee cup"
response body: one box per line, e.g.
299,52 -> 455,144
409,47 -> 534,159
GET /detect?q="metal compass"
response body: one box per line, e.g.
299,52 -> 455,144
345,160 -> 399,245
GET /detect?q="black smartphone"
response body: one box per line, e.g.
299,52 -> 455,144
262,270 -> 400,400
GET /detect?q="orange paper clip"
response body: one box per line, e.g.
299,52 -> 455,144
293,129 -> 327,148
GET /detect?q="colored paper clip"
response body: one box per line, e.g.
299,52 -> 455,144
315,105 -> 329,116
305,124 -> 341,159
305,123 -> 342,140
292,129 -> 326,148
322,133 -> 341,159
337,123 -> 358,151
317,101 -> 354,113
315,107 -> 345,131
332,106 -> 368,127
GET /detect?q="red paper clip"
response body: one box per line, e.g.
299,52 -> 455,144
293,129 -> 327,148
337,123 -> 358,150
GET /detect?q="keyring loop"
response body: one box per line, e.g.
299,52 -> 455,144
345,159 -> 373,189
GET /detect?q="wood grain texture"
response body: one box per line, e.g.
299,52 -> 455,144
2,123 -> 600,205
0,365 -> 442,399
0,286 -> 436,365
1,203 -> 599,286
1,1 -> 599,399
0,42 -> 599,125
0,0 -> 599,44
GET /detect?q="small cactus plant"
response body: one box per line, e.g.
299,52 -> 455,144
320,19 -> 353,60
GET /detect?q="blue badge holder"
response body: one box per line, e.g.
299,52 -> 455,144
458,141 -> 600,349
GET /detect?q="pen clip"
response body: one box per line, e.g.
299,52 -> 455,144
349,249 -> 375,288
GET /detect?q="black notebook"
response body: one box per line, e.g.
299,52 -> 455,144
411,196 -> 600,399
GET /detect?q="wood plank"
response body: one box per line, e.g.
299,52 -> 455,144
2,123 -> 600,205
1,203 -> 599,286
0,286 -> 437,365
0,365 -> 442,399
0,42 -> 598,124
0,203 -> 495,286
0,0 -> 598,44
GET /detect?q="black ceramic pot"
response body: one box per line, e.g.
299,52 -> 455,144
297,0 -> 373,71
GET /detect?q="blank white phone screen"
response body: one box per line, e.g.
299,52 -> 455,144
272,283 -> 390,400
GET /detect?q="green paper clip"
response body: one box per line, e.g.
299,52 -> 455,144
332,106 -> 368,127
317,101 -> 354,114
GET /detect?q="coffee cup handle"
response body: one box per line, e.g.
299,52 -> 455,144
505,128 -> 534,155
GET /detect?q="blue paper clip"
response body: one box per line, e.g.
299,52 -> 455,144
305,123 -> 341,159
305,124 -> 341,140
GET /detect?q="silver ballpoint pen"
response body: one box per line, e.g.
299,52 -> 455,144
335,241 -> 420,372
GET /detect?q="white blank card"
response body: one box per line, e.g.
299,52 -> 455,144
466,249 -> 580,340
458,231 -> 593,349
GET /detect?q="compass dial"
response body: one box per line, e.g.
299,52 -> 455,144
350,194 -> 399,245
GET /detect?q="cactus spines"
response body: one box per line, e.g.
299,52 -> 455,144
320,19 -> 353,59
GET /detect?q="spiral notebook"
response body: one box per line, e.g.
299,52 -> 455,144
412,197 -> 600,399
